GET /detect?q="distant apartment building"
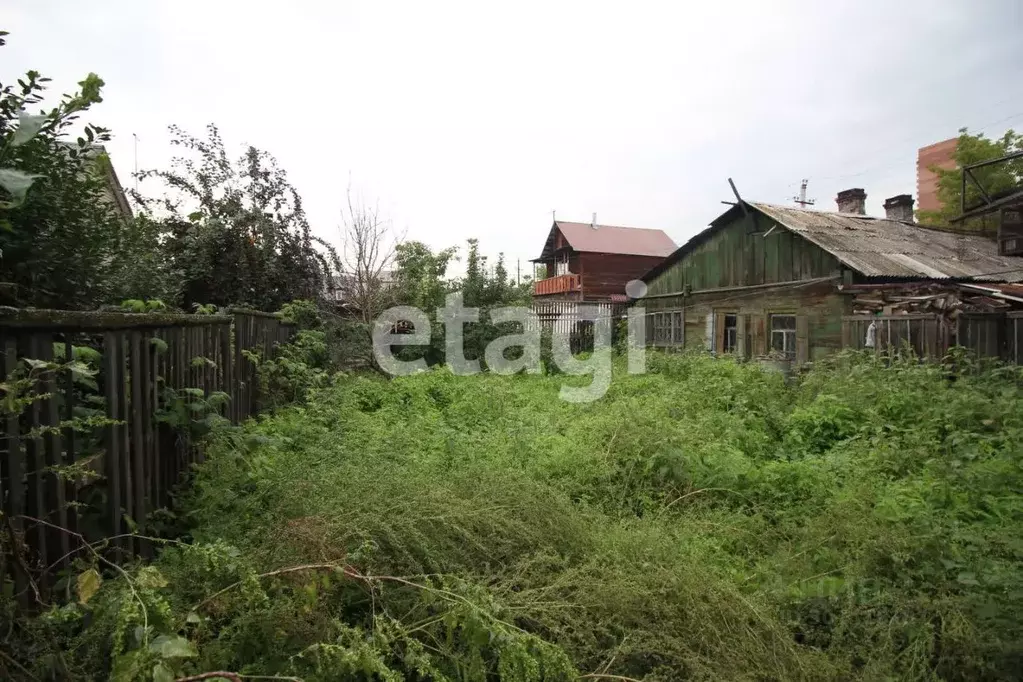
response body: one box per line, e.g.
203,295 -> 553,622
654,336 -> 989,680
916,137 -> 958,213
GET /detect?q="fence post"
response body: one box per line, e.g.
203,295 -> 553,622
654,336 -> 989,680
2,334 -> 28,604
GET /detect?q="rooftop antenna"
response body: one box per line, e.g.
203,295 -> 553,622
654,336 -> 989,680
792,178 -> 815,208
132,133 -> 139,193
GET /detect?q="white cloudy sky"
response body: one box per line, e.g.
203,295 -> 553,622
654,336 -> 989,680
6,1 -> 1023,276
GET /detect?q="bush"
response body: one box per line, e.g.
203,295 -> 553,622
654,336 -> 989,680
11,351 -> 1023,680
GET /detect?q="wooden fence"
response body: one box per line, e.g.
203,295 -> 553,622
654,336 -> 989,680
841,312 -> 1013,360
1009,312 -> 1023,364
528,300 -> 627,352
0,307 -> 294,599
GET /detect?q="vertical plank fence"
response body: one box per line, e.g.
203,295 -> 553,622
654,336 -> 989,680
842,314 -> 948,357
529,300 -> 626,353
0,307 -> 295,599
841,313 -> 1012,360
1009,312 -> 1023,364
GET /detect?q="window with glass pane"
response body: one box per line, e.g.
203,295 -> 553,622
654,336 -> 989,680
653,313 -> 667,345
723,314 -> 737,353
672,311 -> 683,344
770,314 -> 796,358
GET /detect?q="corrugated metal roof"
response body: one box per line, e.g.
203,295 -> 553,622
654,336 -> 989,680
553,221 -> 677,258
959,282 -> 1023,303
753,203 -> 1023,282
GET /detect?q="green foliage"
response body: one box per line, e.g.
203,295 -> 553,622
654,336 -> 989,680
393,240 -> 458,311
155,386 -> 232,441
192,303 -> 219,315
18,351 -> 1023,680
132,124 -> 339,312
385,239 -> 540,371
120,298 -> 167,313
276,298 -> 322,329
457,238 -> 531,308
255,329 -> 332,410
918,127 -> 1023,229
391,238 -> 531,312
0,39 -> 128,308
108,213 -> 182,306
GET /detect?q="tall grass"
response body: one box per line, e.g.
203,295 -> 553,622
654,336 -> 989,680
31,351 -> 1023,680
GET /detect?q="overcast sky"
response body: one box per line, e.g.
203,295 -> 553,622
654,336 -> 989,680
7,1 -> 1023,277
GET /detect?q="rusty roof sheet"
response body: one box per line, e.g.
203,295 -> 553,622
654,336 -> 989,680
958,282 -> 1023,303
553,221 -> 677,257
753,203 -> 1023,282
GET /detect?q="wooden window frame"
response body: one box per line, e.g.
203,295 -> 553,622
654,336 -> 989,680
769,313 -> 797,359
651,310 -> 684,347
716,311 -> 739,354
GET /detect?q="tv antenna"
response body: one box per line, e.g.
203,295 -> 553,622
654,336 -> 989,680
792,179 -> 815,208
132,133 -> 140,193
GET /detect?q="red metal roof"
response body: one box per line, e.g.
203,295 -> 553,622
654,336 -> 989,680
551,221 -> 677,258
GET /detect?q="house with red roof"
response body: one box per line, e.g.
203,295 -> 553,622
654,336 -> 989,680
530,215 -> 676,302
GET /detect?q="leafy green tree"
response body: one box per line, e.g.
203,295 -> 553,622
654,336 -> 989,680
918,127 -> 1023,230
457,238 -> 529,308
133,124 -> 340,311
0,33 -> 128,309
392,240 -> 457,311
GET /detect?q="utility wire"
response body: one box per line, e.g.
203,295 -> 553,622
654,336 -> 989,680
810,105 -> 1023,184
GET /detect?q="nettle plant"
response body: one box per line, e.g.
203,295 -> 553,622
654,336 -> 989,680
155,387 -> 231,442
119,299 -> 168,314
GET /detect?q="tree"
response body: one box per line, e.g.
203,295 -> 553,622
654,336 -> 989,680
133,124 -> 339,311
392,240 -> 457,312
918,127 -> 1023,230
0,33 -> 128,309
336,187 -> 403,323
457,239 -> 530,308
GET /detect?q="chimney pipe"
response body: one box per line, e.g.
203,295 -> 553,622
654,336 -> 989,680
836,188 -> 866,215
591,212 -> 597,229
883,194 -> 915,222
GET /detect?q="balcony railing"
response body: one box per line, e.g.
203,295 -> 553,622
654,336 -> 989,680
533,273 -> 581,296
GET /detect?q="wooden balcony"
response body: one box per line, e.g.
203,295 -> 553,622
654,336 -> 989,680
533,273 -> 581,296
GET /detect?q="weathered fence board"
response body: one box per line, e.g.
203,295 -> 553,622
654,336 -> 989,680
1010,312 -> 1023,364
842,313 -> 1013,360
0,307 -> 296,598
528,300 -> 626,353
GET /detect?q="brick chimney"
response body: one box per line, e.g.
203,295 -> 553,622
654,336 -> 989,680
836,188 -> 866,215
883,194 -> 915,222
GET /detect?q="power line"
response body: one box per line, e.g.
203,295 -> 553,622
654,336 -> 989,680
811,106 -> 1023,185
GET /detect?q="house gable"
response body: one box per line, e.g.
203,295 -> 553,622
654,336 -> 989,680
643,207 -> 842,298
533,222 -> 573,262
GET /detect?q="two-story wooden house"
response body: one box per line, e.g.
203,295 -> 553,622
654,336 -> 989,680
531,216 -> 676,301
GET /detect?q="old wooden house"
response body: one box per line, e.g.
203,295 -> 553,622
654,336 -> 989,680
639,189 -> 1023,363
532,216 -> 676,302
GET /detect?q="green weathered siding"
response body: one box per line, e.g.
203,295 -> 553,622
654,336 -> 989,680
645,213 -> 843,298
640,210 -> 852,362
